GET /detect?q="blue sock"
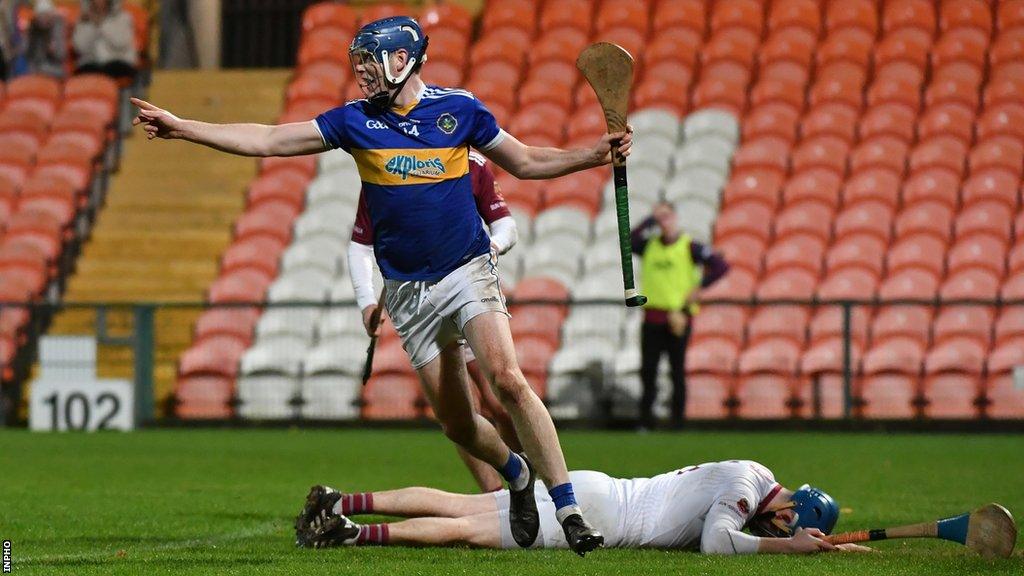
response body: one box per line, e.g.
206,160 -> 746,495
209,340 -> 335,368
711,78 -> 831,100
549,483 -> 578,512
500,451 -> 523,485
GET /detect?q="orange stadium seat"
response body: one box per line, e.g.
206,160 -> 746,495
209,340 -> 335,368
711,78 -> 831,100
363,373 -> 423,420
701,267 -> 757,300
59,98 -> 116,129
736,346 -> 801,419
969,138 -> 1024,177
702,29 -> 759,72
301,2 -> 357,33
756,267 -> 818,300
509,306 -> 562,348
955,200 -> 1013,241
998,0 -> 1024,31
518,77 -> 574,111
510,277 -> 570,319
530,60 -> 579,91
688,334 -> 741,377
933,62 -> 984,91
221,236 -> 284,279
565,105 -> 606,142
1010,244 -> 1024,276
691,305 -> 749,344
732,136 -> 789,175
917,103 -> 975,145
234,203 -> 297,246
360,3 -> 411,25
849,136 -> 909,177
791,135 -> 849,177
715,233 -> 765,276
835,200 -> 894,243
826,233 -> 887,275
175,375 -> 234,419
179,334 -> 248,378
817,267 -> 879,300
193,307 -> 260,345
843,169 -> 901,208
297,59 -> 348,86
887,233 -> 947,278
653,0 -> 705,35
514,336 -> 556,396
989,29 -> 1024,70
983,77 -> 1024,109
17,197 -> 74,232
419,3 -> 472,35
800,103 -> 858,144
940,0 -> 992,35
782,168 -> 842,208
921,371 -> 983,419
745,103 -> 798,143
932,306 -> 994,350
925,76 -> 981,111
901,169 -> 959,209
817,28 -> 874,71
716,200 -> 775,243
749,77 -> 805,113
470,27 -> 532,69
482,0 -> 536,33
544,175 -> 601,215
874,29 -> 931,72
883,0 -> 936,35
6,74 -> 60,103
260,155 -> 316,180
724,167 -> 785,208
509,103 -> 567,143
63,74 -> 118,104
931,29 -> 989,72
468,60 -> 522,90
208,268 -> 272,304
878,267 -> 941,300
297,27 -> 348,66
826,0 -> 877,35
909,136 -> 968,179
809,70 -> 865,111
764,234 -> 826,276
633,76 -> 690,117
710,0 -> 763,37
760,28 -> 817,70
748,305 -> 810,344
867,76 -> 922,114
686,374 -> 732,419
768,0 -> 820,35
595,2 -> 649,34
1003,271 -> 1024,300
948,235 -> 1007,277
422,61 -> 464,88
940,269 -> 1001,300
286,73 -> 342,105
538,0 -> 591,34
529,28 -> 590,66
645,27 -> 701,70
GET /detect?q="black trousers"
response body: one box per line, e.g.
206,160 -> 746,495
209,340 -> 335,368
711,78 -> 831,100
639,320 -> 692,428
76,61 -> 136,79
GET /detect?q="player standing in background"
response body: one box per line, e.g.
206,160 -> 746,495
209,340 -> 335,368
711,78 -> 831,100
295,460 -> 864,555
132,16 -> 633,555
348,150 -> 523,492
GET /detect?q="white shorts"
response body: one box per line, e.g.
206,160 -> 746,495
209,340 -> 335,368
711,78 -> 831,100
494,471 -> 626,550
385,253 -> 508,369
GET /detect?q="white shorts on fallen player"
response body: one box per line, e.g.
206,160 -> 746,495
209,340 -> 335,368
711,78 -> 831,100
385,252 -> 508,369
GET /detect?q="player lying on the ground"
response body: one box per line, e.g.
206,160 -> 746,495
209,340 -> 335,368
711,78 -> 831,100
348,150 -> 523,492
294,459 -> 871,554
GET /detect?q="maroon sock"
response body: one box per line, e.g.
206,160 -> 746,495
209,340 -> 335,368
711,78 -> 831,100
356,523 -> 389,546
339,492 -> 374,515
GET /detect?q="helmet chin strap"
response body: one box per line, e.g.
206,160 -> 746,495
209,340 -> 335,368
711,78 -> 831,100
366,51 -> 419,111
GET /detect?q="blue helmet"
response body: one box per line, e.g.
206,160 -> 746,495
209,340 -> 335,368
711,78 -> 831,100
790,485 -> 840,534
750,485 -> 839,538
349,16 -> 429,109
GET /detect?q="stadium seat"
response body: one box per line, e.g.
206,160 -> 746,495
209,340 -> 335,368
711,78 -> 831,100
691,77 -> 747,117
193,307 -> 260,346
791,135 -> 849,177
179,334 -> 247,379
878,268 -> 940,300
969,138 -> 1024,178
774,199 -> 839,241
809,67 -> 866,111
175,375 -> 235,419
955,200 -> 1013,241
419,3 -> 472,35
800,103 -> 858,144
887,233 -> 947,278
736,342 -> 801,419
297,28 -> 348,66
826,0 -> 877,35
743,103 -> 800,143
653,0 -> 705,34
940,269 -> 1001,300
895,200 -> 954,242
842,169 -> 901,209
701,267 -> 757,300
925,76 -> 981,112
849,136 -> 908,178
825,234 -> 886,276
883,0 -> 936,35
947,235 -> 1007,277
756,268 -> 817,300
518,78 -> 573,112
208,268 -> 272,304
716,200 -> 774,243
983,77 -> 1024,109
247,170 -> 310,211
764,234 -> 825,276
362,373 -> 423,420
931,30 -> 989,76
1001,270 -> 1024,300
916,104 -> 975,145
779,168 -> 841,208
538,0 -> 592,34
817,28 -> 874,72
747,305 -> 809,344
482,0 -> 535,32
901,169 -> 961,209
596,2 -> 649,35
750,76 -> 806,113
940,0 -> 992,34
301,2 -> 357,34
723,168 -> 784,208
920,371 -> 982,419
715,233 -> 765,276
234,203 -> 297,246
710,0 -> 763,37
768,0 -> 820,36
834,200 -> 894,243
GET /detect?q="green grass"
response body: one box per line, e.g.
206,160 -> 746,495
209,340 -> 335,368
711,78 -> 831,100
1,429 -> 1022,575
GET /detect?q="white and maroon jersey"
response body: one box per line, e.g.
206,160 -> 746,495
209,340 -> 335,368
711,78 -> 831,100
613,460 -> 781,550
351,151 -> 510,245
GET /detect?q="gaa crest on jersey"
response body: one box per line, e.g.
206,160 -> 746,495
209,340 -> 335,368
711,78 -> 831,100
737,498 -> 750,515
437,112 -> 458,135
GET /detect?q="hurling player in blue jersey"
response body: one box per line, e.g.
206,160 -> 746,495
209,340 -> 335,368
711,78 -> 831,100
132,16 -> 632,556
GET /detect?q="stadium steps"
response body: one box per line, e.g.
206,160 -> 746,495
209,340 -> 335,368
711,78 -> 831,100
48,69 -> 291,413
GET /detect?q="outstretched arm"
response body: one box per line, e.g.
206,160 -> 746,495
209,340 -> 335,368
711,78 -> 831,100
131,98 -> 326,157
484,128 -> 633,180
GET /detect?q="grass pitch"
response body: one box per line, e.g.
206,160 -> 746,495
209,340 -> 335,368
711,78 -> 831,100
1,429 -> 1022,575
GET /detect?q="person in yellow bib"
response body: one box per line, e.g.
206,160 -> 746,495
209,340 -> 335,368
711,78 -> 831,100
631,202 -> 729,429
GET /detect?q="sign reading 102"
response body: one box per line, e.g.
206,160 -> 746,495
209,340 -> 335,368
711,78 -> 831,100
30,380 -> 135,432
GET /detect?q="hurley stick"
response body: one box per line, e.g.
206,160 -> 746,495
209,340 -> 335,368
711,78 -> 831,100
361,286 -> 387,385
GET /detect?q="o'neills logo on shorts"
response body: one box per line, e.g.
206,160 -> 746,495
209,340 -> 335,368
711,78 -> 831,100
385,155 -> 446,180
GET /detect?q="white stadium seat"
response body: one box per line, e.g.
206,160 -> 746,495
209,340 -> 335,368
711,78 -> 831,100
318,149 -> 357,175
629,133 -> 677,176
663,167 -> 726,207
562,305 -> 626,343
241,336 -> 308,375
675,141 -> 734,177
281,237 -> 344,275
675,198 -> 717,244
267,269 -> 332,302
327,274 -> 358,303
629,109 -> 682,143
683,109 -> 739,144
306,173 -> 360,209
572,272 -> 623,299
294,201 -> 354,242
300,373 -> 361,420
496,255 -> 521,291
582,241 -> 622,276
602,174 -> 661,209
237,339 -> 306,419
303,336 -> 369,376
509,207 -> 534,246
317,307 -> 367,341
549,337 -> 616,375
533,206 -> 592,241
615,347 -> 641,375
254,307 -> 320,343
522,242 -> 582,286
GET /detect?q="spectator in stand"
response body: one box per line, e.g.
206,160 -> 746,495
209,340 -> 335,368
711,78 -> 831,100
72,0 -> 136,79
25,0 -> 67,78
0,0 -> 19,79
631,202 -> 729,430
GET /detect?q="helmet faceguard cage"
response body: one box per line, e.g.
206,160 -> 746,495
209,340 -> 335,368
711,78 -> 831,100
348,16 -> 428,110
748,485 -> 839,538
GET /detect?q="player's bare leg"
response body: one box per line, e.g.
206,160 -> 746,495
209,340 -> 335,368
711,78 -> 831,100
417,341 -> 514,473
467,358 -> 523,453
308,512 -> 503,549
463,311 -> 604,555
415,349 -> 505,492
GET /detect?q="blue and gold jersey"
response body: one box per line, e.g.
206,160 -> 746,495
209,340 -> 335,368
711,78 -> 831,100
314,85 -> 506,281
